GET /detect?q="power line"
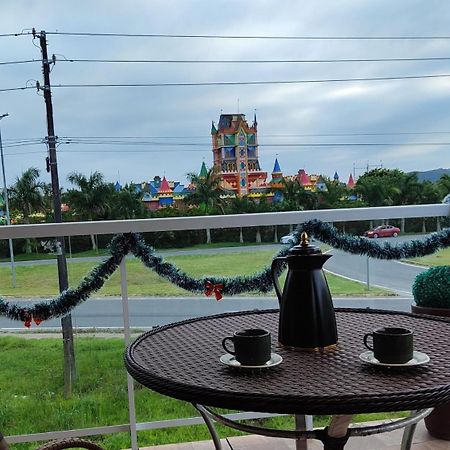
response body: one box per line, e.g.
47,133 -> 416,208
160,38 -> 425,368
0,32 -> 31,38
3,142 -> 45,148
5,130 -> 450,145
59,140 -> 450,147
47,73 -> 450,89
44,31 -> 450,40
5,140 -> 449,155
3,73 -> 450,93
0,59 -> 40,66
57,56 -> 450,64
60,131 -> 450,138
0,86 -> 34,93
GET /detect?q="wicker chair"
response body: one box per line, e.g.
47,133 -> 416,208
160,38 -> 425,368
36,438 -> 105,450
0,435 -> 104,450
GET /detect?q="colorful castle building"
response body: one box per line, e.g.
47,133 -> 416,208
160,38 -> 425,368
211,113 -> 268,197
115,112 -> 356,209
139,176 -> 191,210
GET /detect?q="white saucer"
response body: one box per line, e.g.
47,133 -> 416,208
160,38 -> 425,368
220,353 -> 282,369
359,350 -> 430,368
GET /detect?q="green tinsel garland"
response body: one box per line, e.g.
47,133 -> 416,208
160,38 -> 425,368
2,219 -> 450,325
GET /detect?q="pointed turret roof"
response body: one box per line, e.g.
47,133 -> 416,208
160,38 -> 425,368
272,158 -> 281,174
347,173 -> 355,188
199,161 -> 208,178
158,176 -> 172,194
333,171 -> 339,181
211,121 -> 217,134
298,169 -> 311,186
253,113 -> 257,129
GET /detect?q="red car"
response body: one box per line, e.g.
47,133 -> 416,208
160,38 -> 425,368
364,225 -> 400,238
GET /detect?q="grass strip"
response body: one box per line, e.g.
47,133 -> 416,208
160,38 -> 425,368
0,251 -> 392,298
405,247 -> 450,267
0,337 -> 406,450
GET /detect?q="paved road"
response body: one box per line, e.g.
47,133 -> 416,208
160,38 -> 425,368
0,296 -> 414,330
0,235 -> 429,330
1,237 -> 426,298
324,236 -> 426,296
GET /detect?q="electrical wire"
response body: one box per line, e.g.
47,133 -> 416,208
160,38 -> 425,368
46,73 -> 450,89
0,86 -> 35,93
6,130 -> 450,145
4,140 -> 449,156
44,31 -> 450,40
57,56 -> 450,64
58,140 -> 450,148
0,32 -> 31,37
3,73 -> 450,93
0,59 -> 40,66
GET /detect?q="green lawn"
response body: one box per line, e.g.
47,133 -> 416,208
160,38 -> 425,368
0,336 -> 406,450
0,242 -> 278,263
0,250 -> 392,298
406,247 -> 450,267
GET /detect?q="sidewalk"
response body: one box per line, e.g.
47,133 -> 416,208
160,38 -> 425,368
139,421 -> 449,450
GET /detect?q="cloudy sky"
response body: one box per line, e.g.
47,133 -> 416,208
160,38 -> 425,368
1,0 -> 450,189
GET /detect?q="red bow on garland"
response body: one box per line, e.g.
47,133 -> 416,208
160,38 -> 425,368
204,281 -> 224,301
23,313 -> 42,328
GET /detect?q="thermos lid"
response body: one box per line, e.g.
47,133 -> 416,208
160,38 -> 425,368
288,232 -> 322,255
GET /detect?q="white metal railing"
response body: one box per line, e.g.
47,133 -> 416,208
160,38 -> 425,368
1,204 -> 449,448
0,204 -> 448,240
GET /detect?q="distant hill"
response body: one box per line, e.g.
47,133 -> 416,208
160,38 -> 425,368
410,168 -> 450,182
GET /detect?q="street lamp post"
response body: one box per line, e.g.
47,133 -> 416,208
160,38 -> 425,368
0,113 -> 16,288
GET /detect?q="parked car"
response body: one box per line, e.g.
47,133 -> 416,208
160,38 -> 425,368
280,233 -> 297,244
364,225 -> 400,238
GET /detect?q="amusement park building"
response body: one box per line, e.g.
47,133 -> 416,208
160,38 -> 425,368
112,112 -> 355,210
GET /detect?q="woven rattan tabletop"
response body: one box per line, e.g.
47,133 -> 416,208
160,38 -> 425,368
125,308 -> 450,415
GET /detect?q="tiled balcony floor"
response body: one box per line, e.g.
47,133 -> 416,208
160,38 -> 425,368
140,421 -> 450,450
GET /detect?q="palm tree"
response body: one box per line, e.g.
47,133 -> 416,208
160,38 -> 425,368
184,167 -> 227,243
438,174 -> 450,200
112,184 -> 147,220
184,167 -> 227,213
318,178 -> 349,209
281,179 -> 318,211
65,171 -> 113,250
9,167 -> 45,253
392,172 -> 422,205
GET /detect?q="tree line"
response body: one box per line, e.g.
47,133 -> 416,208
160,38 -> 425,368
2,167 -> 450,254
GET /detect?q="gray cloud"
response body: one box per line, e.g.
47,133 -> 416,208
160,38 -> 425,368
1,0 -> 450,189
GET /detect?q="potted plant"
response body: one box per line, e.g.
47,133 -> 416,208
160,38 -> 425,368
412,265 -> 450,440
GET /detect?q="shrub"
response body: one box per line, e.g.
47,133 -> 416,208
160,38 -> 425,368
413,265 -> 450,308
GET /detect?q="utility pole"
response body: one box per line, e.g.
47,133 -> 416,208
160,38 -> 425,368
353,160 -> 382,179
36,28 -> 76,396
0,113 -> 16,288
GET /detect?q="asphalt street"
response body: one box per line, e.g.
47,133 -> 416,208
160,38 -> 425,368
0,235 -> 429,330
323,236 -> 426,296
0,296 -> 414,330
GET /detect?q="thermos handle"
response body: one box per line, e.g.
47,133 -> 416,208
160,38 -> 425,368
271,257 -> 287,306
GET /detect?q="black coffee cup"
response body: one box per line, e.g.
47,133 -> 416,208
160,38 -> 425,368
222,328 -> 271,366
363,327 -> 413,364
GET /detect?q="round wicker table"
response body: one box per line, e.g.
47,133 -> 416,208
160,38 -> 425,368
125,308 -> 450,450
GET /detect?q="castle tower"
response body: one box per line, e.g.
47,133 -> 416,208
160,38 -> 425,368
157,176 -> 173,207
199,161 -> 208,178
270,158 -> 284,202
211,113 -> 267,196
347,173 -> 355,188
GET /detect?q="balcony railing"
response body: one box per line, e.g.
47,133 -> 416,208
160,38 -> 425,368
0,203 -> 449,449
